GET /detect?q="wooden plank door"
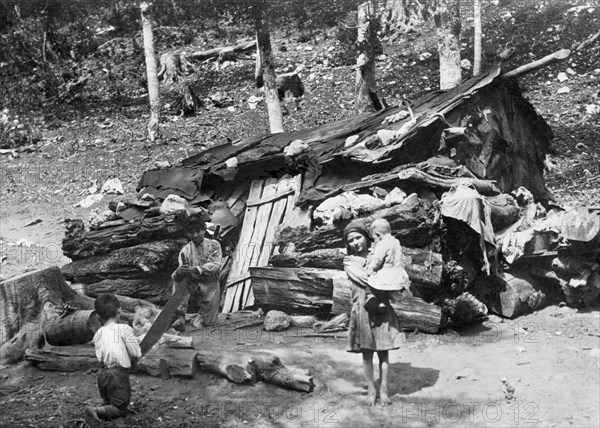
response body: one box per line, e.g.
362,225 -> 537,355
221,174 -> 301,313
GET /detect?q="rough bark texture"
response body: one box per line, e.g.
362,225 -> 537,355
253,0 -> 284,133
61,239 -> 185,283
331,275 -> 444,333
434,0 -> 461,89
0,267 -> 94,364
141,2 -> 160,141
0,267 -> 159,365
252,352 -> 314,392
270,247 -> 443,289
276,199 -> 441,252
250,267 -> 338,315
62,214 -> 186,260
196,351 -> 257,383
355,1 -> 382,114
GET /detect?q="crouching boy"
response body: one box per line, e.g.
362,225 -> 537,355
85,293 -> 141,421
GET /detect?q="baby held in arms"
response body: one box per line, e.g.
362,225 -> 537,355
364,218 -> 409,314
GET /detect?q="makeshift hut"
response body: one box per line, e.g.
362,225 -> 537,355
56,56 -> 599,338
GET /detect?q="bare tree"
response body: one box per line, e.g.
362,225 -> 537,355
355,1 -> 383,114
141,2 -> 160,142
253,0 -> 284,134
434,0 -> 462,89
473,0 -> 482,76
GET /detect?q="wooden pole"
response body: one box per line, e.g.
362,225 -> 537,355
501,49 -> 570,80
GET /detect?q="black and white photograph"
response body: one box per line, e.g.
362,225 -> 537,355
1,0 -> 599,426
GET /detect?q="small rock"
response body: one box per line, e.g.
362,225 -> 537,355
516,346 -> 527,354
454,368 -> 477,380
264,310 -> 291,331
557,72 -> 568,82
304,46 -> 313,51
159,194 -> 188,215
227,106 -> 235,112
556,86 -> 570,94
554,331 -> 562,336
75,193 -> 104,209
153,160 -> 171,169
101,178 -> 124,195
576,142 -> 588,150
585,104 -> 600,115
140,193 -> 155,202
418,52 -> 432,61
377,129 -> 396,146
566,67 -> 576,75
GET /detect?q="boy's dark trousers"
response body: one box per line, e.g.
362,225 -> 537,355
98,366 -> 131,410
87,366 -> 131,420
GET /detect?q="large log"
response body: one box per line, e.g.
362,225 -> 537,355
61,239 -> 186,283
270,247 -> 443,289
188,40 -> 256,61
470,271 -> 548,318
249,267 -> 338,315
43,309 -> 102,346
252,352 -> 314,393
0,267 -> 159,365
331,276 -> 444,334
24,345 -> 98,372
138,348 -> 199,377
62,214 -> 186,260
276,199 -> 440,252
195,351 -> 256,383
84,276 -> 173,304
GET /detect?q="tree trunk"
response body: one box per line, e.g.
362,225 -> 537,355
380,0 -> 406,35
43,310 -> 102,347
473,0 -> 482,76
138,348 -> 199,377
434,0 -> 461,89
0,267 -> 159,365
252,352 -> 314,392
61,239 -> 185,283
62,214 -> 186,260
249,267 -> 339,315
331,276 -> 445,333
196,351 -> 257,383
269,247 -> 444,290
141,2 -> 161,142
253,0 -> 284,133
276,199 -> 441,252
355,1 -> 382,114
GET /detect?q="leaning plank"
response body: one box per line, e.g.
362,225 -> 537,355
195,350 -> 257,383
250,267 -> 337,315
331,276 -> 444,333
277,199 -> 440,252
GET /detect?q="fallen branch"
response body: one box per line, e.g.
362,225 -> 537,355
501,49 -> 570,80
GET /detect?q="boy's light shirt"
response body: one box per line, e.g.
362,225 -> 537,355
93,321 -> 142,368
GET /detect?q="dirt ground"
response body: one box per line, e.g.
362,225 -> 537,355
1,305 -> 599,428
2,1 -> 600,426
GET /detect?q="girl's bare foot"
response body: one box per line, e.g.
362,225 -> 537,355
379,391 -> 392,406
